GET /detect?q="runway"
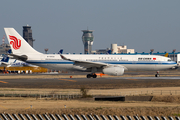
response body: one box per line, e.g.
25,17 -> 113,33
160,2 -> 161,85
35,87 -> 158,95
1,74 -> 180,89
111,76 -> 180,79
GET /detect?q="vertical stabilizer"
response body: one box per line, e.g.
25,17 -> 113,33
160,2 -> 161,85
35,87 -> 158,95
4,28 -> 41,55
164,53 -> 169,57
58,49 -> 63,54
1,55 -> 9,63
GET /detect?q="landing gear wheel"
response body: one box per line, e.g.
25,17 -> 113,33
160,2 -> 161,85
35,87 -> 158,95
92,74 -> 97,78
87,74 -> 97,78
155,74 -> 160,77
87,74 -> 91,78
155,71 -> 160,77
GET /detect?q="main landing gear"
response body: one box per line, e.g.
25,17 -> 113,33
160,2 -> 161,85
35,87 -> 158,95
87,73 -> 97,78
155,71 -> 160,77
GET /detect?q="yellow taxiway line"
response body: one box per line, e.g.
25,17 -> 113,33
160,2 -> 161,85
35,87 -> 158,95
0,81 -> 8,83
0,105 -> 7,109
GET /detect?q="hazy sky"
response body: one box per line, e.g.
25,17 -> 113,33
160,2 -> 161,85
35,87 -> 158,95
0,1 -> 180,54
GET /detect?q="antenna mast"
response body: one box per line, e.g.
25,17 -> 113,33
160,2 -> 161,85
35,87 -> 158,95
2,35 -> 5,44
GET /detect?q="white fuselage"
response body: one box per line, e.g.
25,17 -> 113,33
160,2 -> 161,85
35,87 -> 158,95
4,28 -> 177,75
25,53 -> 177,71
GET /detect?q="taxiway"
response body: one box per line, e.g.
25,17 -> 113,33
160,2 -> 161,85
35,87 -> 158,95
0,74 -> 180,89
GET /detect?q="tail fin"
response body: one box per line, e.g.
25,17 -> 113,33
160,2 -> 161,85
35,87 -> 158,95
58,49 -> 63,54
164,53 -> 168,57
107,50 -> 111,54
7,49 -> 12,54
1,55 -> 9,62
4,28 -> 41,55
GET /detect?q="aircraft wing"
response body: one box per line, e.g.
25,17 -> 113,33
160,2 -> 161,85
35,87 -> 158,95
60,54 -> 108,68
74,60 -> 108,68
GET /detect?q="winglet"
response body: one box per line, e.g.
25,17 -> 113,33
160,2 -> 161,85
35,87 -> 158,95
164,53 -> 168,57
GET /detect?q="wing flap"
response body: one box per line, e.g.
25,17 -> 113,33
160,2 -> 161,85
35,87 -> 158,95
60,54 -> 108,68
74,61 -> 107,68
7,54 -> 28,61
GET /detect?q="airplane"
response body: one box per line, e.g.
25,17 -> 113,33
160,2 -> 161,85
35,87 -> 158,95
0,55 -> 10,67
4,28 -> 177,78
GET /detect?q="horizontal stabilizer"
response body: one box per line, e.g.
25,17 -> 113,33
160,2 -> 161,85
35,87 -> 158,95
1,62 -> 9,66
8,54 -> 28,61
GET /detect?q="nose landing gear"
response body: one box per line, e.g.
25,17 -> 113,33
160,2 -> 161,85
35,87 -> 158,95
87,73 -> 97,78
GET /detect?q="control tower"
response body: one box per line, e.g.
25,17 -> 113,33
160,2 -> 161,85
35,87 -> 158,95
82,30 -> 94,54
23,25 -> 35,47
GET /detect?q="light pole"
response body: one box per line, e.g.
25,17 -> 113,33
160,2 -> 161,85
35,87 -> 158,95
44,48 -> 48,54
173,49 -> 176,62
150,49 -> 154,55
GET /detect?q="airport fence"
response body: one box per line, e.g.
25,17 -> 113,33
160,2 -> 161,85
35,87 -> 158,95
0,113 -> 180,120
90,90 -> 180,96
0,92 -> 82,100
101,90 -> 180,96
0,90 -> 180,99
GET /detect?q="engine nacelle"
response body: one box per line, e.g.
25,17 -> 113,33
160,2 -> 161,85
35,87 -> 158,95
102,66 -> 124,76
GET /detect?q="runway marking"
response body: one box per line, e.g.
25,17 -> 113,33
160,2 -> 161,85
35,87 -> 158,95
0,105 -> 7,109
0,81 -> 8,83
59,79 -> 77,82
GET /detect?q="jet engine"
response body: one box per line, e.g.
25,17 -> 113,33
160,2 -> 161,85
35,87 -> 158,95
102,66 -> 124,76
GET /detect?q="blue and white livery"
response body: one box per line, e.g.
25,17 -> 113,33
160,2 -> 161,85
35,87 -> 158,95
4,28 -> 177,78
0,54 -> 37,67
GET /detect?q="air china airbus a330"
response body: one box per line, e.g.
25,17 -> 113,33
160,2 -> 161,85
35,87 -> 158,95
4,28 -> 177,78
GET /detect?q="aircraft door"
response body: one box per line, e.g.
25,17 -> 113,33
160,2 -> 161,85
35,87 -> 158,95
41,55 -> 45,61
132,58 -> 137,64
40,55 -> 47,67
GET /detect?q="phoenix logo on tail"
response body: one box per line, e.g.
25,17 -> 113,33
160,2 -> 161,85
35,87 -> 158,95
9,35 -> 21,50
